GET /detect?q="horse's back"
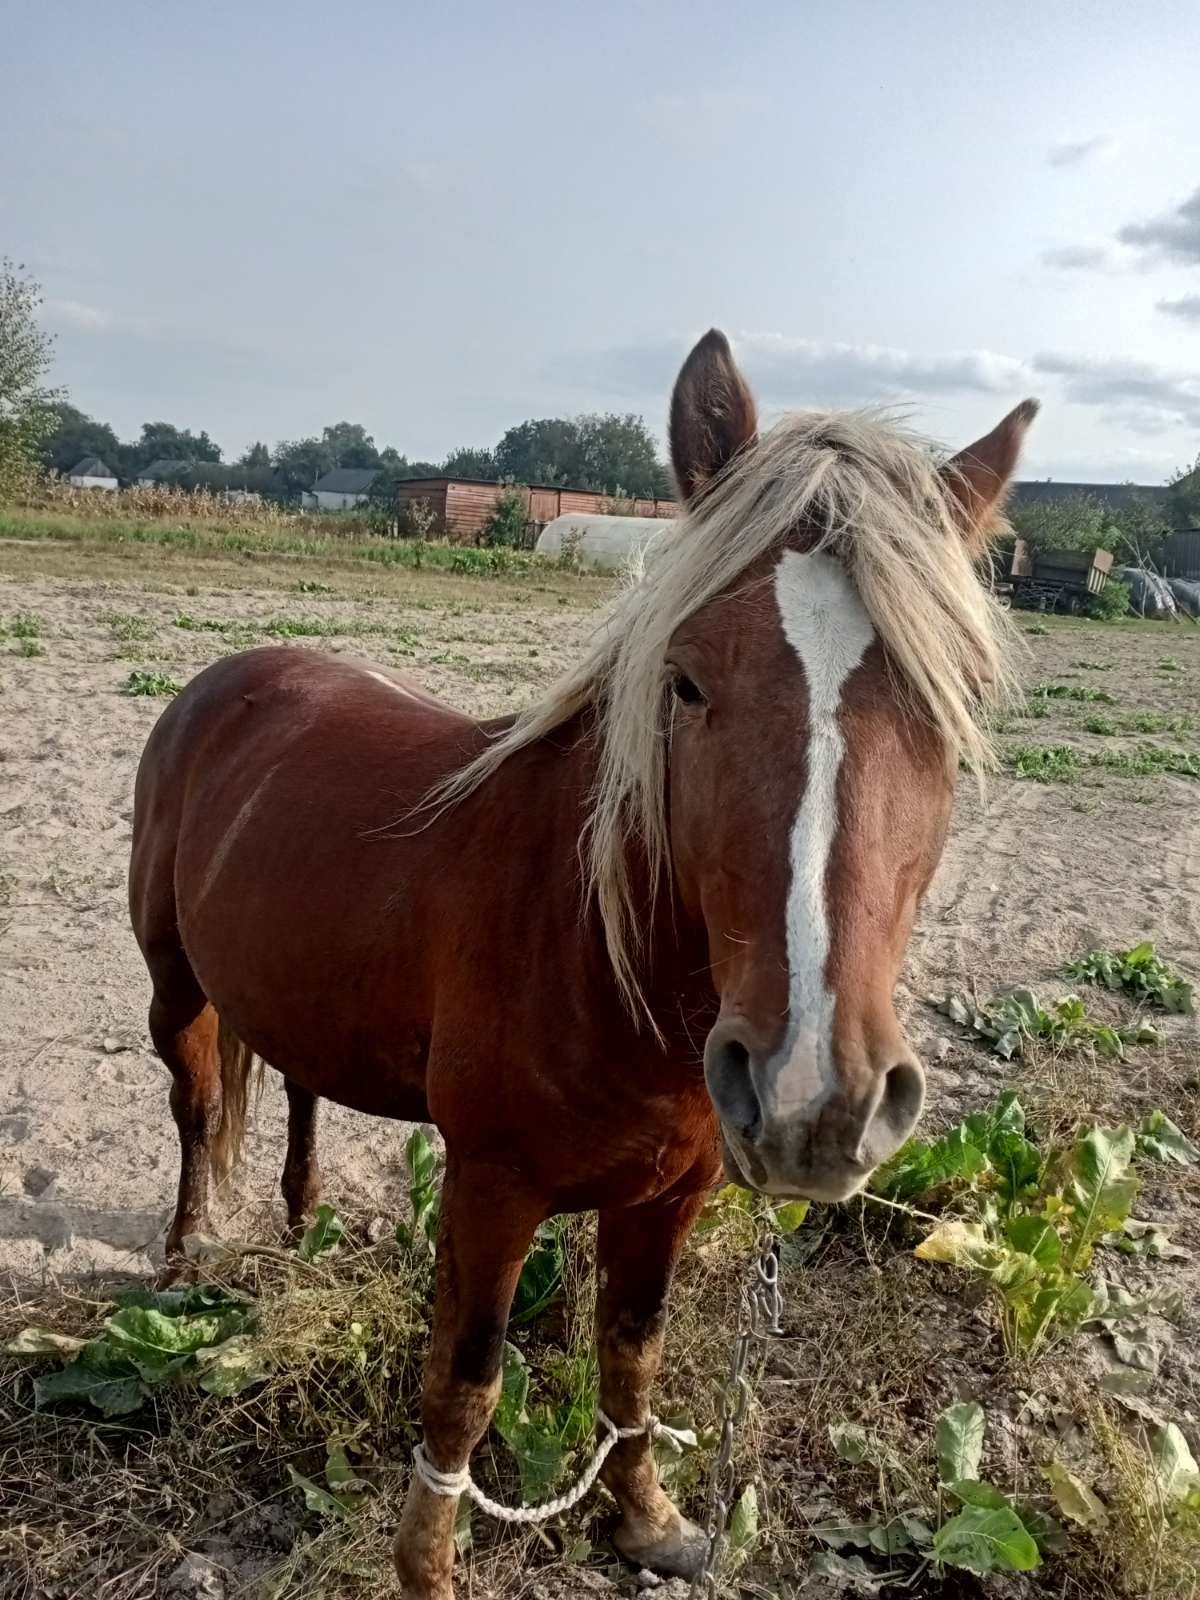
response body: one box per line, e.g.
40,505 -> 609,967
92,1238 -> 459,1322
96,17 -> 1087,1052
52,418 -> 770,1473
129,647 -> 487,1107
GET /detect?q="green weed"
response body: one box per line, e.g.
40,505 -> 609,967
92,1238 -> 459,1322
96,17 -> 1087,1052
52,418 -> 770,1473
14,637 -> 45,657
873,1094 -> 1190,1359
1065,941 -> 1194,1014
1072,659 -> 1112,671
1157,657 -> 1184,673
812,1399 -> 1051,1583
1005,744 -> 1083,783
1031,682 -> 1117,705
7,611 -> 42,639
928,989 -> 1157,1062
124,669 -> 182,697
1083,715 -> 1119,736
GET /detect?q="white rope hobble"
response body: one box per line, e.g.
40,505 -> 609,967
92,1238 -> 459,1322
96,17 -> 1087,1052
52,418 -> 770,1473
412,1409 -> 678,1526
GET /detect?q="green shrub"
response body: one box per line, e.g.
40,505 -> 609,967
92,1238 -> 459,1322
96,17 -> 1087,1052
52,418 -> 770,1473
1085,577 -> 1130,621
481,483 -> 528,548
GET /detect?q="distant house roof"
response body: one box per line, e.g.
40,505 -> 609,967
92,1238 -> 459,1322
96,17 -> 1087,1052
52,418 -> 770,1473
1012,480 -> 1170,508
313,467 -> 378,495
68,456 -> 115,479
139,459 -> 189,480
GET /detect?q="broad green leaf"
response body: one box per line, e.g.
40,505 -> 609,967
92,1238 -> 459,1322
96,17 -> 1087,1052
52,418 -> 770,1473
936,1401 -> 985,1486
286,1463 -> 349,1518
810,1520 -> 876,1550
297,1203 -> 345,1263
1006,1214 -> 1061,1267
773,1199 -> 810,1234
934,1500 -> 1041,1574
405,1128 -> 439,1189
493,1342 -> 529,1437
1044,1461 -> 1108,1528
193,1334 -> 270,1397
1136,1111 -> 1200,1167
1150,1424 -> 1199,1502
104,1305 -> 250,1369
1062,1126 -> 1137,1269
728,1482 -> 759,1557
511,1221 -> 566,1326
325,1440 -> 366,1493
4,1327 -> 88,1357
829,1421 -> 871,1464
453,1494 -> 473,1556
947,1479 -> 1009,1508
34,1354 -> 147,1416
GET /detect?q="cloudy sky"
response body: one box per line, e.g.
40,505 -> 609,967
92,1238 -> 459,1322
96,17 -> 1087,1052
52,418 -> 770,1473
4,1 -> 1199,481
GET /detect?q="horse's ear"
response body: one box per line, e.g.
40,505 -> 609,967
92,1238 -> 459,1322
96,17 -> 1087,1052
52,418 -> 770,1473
943,399 -> 1040,554
669,329 -> 758,503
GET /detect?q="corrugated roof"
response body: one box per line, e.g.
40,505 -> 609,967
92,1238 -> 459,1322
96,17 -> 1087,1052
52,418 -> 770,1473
68,456 -> 116,479
313,467 -> 378,494
1012,480 -> 1170,507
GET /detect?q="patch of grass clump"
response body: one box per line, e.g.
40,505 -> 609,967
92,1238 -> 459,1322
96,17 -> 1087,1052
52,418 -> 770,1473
1005,744 -> 1084,783
1031,682 -> 1117,705
1083,715 -> 1119,736
1065,941 -> 1194,1014
1157,657 -> 1184,673
125,669 -> 182,698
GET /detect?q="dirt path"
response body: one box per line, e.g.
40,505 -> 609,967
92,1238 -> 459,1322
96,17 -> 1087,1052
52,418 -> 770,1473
2,559 -> 1198,1282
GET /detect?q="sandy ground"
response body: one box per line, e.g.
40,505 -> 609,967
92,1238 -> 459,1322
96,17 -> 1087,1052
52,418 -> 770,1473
2,551 -> 1198,1285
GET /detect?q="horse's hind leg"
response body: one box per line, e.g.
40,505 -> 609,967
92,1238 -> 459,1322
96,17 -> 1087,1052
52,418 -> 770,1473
597,1186 -> 710,1579
281,1082 -> 321,1238
147,953 -> 222,1264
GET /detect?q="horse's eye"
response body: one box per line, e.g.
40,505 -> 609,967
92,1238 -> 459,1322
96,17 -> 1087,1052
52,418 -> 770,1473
672,672 -> 705,707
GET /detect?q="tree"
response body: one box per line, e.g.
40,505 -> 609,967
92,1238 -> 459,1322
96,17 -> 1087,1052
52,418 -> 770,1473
239,441 -> 271,468
130,421 -> 222,472
0,259 -> 59,495
574,412 -> 669,497
494,417 -> 580,485
321,421 -> 379,469
442,445 -> 499,480
1167,454 -> 1200,531
42,401 -> 122,475
272,436 -> 334,495
493,412 -> 668,495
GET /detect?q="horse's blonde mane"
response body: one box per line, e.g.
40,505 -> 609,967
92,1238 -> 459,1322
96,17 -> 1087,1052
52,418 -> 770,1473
429,410 -> 1015,1016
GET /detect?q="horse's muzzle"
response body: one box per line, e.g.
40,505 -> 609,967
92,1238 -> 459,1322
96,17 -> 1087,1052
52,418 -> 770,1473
704,1016 -> 925,1202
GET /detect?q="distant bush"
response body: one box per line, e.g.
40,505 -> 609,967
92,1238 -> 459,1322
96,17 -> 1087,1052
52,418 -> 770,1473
481,482 -> 528,548
1085,577 -> 1131,621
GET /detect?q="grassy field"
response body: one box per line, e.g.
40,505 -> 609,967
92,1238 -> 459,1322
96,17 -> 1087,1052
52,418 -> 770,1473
1,504 -> 1198,1599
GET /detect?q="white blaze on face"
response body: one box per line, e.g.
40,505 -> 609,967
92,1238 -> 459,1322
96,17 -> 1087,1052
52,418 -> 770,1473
770,550 -> 876,1115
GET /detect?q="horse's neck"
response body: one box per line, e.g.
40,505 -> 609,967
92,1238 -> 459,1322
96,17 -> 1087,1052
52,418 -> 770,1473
496,708 -> 716,1048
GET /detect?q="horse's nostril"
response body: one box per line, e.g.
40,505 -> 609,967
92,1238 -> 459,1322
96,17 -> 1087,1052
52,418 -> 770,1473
882,1060 -> 925,1133
703,1025 -> 763,1144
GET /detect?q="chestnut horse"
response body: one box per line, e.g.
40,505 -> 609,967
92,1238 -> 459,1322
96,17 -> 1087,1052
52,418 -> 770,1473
129,331 -> 1035,1599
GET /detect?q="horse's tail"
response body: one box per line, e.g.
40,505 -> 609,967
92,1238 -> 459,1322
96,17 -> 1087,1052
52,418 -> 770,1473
212,1017 -> 263,1183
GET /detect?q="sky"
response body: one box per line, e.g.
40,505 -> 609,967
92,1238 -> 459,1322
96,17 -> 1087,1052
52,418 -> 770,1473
4,0 -> 1200,483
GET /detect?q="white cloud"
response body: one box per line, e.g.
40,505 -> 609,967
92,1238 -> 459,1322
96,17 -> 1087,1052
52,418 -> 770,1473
579,332 -> 1033,408
1157,292 -> 1200,323
1118,186 -> 1200,266
1041,243 -> 1117,272
1031,351 -> 1200,432
45,298 -> 112,331
1047,134 -> 1120,168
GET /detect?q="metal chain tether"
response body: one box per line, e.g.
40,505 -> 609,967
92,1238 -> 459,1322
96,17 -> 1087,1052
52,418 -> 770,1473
689,1233 -> 784,1600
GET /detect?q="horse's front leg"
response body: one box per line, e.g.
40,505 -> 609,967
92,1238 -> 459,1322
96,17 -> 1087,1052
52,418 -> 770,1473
394,1156 -> 545,1600
597,1184 -> 710,1578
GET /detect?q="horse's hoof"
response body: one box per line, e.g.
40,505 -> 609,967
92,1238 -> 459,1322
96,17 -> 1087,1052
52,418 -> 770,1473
613,1511 -> 707,1579
155,1254 -> 197,1288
